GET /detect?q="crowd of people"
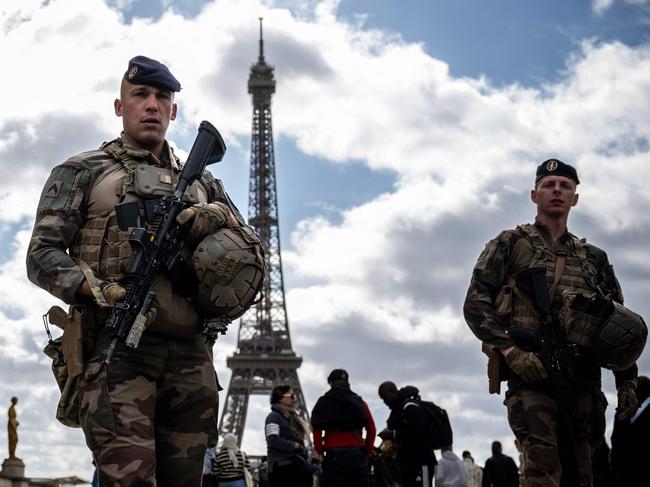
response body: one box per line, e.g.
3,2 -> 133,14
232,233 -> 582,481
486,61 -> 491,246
201,370 -> 649,487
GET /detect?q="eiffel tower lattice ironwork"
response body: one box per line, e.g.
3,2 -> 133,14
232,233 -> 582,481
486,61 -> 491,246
218,19 -> 310,446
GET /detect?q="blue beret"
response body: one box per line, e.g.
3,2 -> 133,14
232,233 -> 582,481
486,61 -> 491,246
535,159 -> 579,185
124,55 -> 181,92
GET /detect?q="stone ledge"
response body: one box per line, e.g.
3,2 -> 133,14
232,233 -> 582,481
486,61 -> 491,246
1,458 -> 26,481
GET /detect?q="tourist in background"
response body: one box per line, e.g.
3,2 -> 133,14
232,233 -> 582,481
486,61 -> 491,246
462,451 -> 482,487
265,384 -> 312,487
435,446 -> 467,487
203,447 -> 218,487
212,433 -> 251,486
257,456 -> 271,487
311,368 -> 376,486
378,382 -> 437,487
482,441 -> 519,487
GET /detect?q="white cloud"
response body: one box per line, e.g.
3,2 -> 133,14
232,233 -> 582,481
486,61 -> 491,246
1,0 -> 649,478
593,0 -> 650,14
593,0 -> 616,14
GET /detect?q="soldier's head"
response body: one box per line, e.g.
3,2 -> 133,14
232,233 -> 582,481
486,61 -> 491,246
10,397 -> 17,405
114,55 -> 180,156
491,440 -> 502,456
378,381 -> 399,407
531,159 -> 580,219
270,384 -> 295,409
327,368 -> 349,385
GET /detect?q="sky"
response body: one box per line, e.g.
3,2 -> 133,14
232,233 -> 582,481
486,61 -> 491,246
1,0 -> 650,480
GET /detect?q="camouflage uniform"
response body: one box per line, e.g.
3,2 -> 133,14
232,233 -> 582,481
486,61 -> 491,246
464,221 -> 636,487
27,135 -> 246,485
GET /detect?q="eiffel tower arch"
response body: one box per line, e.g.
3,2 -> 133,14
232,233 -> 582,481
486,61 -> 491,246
218,19 -> 310,446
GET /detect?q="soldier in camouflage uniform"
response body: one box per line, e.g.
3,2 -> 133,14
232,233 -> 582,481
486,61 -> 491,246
27,56 -> 254,485
463,159 -> 639,487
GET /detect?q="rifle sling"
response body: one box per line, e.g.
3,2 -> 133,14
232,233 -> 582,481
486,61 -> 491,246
510,254 -> 566,319
549,253 -> 566,302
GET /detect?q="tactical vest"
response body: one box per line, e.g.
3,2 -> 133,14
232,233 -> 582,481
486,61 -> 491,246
69,140 -> 206,279
69,139 -> 208,335
499,223 -> 601,346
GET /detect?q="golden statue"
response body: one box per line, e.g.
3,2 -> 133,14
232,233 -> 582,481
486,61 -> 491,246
7,397 -> 19,459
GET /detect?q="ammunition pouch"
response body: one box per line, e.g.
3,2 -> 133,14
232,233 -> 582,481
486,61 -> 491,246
132,163 -> 201,203
43,304 -> 98,428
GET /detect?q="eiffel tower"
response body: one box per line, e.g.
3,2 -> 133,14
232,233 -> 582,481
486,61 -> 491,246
218,19 -> 310,446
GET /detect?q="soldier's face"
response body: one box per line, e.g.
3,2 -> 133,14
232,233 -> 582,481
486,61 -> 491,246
114,82 -> 177,151
531,175 -> 578,217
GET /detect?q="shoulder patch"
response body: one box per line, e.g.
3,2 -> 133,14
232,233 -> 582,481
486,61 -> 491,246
44,180 -> 63,198
37,166 -> 77,210
37,162 -> 91,212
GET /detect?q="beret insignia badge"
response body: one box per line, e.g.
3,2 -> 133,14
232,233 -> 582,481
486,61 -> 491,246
546,159 -> 558,172
128,65 -> 138,79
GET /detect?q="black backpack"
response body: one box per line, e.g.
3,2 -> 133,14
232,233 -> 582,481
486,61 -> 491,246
404,399 -> 453,450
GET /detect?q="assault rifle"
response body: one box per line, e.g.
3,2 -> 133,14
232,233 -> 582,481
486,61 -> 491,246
103,121 -> 226,365
512,267 -> 586,487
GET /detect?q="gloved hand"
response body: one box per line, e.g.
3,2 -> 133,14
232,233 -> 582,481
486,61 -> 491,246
616,380 -> 638,421
99,281 -> 126,306
504,346 -> 548,384
176,202 -> 238,242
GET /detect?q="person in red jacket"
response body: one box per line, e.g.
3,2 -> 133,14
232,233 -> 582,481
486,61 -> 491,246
311,369 -> 377,487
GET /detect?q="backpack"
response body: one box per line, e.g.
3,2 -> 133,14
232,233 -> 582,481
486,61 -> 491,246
404,399 -> 453,450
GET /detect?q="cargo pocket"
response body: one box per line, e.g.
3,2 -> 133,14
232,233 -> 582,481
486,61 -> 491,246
78,360 -> 117,450
505,389 -> 527,441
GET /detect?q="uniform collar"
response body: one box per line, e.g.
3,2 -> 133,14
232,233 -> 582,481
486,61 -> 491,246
116,132 -> 181,171
533,220 -> 573,249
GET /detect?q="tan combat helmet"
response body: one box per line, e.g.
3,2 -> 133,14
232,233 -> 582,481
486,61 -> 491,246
594,302 -> 648,371
192,227 -> 265,321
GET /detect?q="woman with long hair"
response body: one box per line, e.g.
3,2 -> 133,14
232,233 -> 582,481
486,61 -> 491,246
264,384 -> 312,487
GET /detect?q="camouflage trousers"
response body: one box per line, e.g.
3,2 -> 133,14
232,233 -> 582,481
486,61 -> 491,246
505,383 -> 607,487
78,329 -> 219,486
